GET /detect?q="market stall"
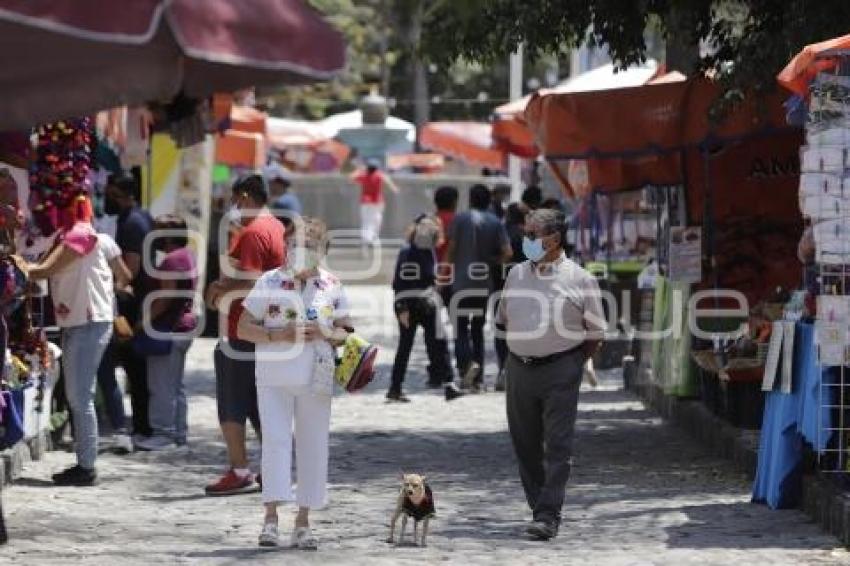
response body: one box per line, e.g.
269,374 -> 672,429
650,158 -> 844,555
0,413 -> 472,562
0,0 -> 347,544
266,116 -> 350,173
524,77 -> 802,404
752,33 -> 850,509
0,119 -> 98,463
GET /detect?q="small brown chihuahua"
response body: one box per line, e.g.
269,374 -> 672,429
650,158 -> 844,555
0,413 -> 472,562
388,473 -> 435,547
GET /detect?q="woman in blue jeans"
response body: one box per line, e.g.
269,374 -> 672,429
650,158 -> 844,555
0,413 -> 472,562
28,212 -> 130,486
135,215 -> 197,451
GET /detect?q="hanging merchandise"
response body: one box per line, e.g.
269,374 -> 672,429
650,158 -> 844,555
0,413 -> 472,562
29,118 -> 94,238
150,93 -> 211,149
0,387 -> 24,450
804,72 -> 850,370
122,107 -> 153,169
0,169 -> 23,256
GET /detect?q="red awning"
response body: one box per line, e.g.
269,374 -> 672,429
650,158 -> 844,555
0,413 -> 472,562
419,122 -> 505,170
777,33 -> 850,96
0,0 -> 345,129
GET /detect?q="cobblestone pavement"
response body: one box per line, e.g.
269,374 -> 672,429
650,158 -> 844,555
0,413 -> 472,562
2,286 -> 849,565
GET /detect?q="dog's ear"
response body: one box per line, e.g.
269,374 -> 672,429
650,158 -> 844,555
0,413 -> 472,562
421,475 -> 427,483
399,470 -> 405,481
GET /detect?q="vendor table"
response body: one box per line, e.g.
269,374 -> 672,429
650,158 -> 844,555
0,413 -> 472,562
752,321 -> 832,509
587,261 -> 642,370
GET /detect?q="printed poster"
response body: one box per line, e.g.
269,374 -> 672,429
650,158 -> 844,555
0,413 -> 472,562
668,226 -> 702,283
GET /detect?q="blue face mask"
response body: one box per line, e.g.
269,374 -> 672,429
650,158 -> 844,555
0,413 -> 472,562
522,236 -> 546,262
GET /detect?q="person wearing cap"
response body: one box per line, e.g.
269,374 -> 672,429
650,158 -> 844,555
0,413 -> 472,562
238,217 -> 351,549
204,174 -> 286,496
495,208 -> 606,541
264,162 -> 302,220
349,159 -> 399,248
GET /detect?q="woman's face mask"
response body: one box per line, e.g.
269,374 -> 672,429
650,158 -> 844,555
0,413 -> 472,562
225,205 -> 241,225
103,192 -> 122,216
287,242 -> 322,272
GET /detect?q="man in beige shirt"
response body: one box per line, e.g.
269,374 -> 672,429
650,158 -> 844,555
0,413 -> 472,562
495,208 -> 605,541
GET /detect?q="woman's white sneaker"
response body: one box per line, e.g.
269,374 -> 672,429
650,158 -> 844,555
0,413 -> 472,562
290,526 -> 318,550
258,521 -> 279,547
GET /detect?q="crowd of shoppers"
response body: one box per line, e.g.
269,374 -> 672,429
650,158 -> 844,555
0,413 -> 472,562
387,182 -> 566,398
37,165 -> 602,548
30,174 -> 204,483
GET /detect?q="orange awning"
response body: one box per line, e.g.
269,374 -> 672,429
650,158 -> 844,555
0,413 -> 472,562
491,117 -> 539,158
494,95 -> 533,118
777,33 -> 850,96
387,153 -> 445,173
229,105 -> 267,135
523,78 -> 795,198
215,130 -> 264,168
648,70 -> 687,84
419,122 -> 505,170
493,62 -> 661,158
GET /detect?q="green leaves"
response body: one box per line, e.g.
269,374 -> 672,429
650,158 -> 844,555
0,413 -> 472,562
418,0 -> 850,97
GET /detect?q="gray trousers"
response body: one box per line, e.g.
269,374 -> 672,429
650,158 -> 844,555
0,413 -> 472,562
506,350 -> 583,525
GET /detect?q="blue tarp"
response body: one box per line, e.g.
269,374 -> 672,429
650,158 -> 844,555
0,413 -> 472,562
752,322 -> 834,509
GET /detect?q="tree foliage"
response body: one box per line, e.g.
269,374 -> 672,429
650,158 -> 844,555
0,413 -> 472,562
420,0 -> 850,97
264,0 -> 394,118
269,0 -> 566,122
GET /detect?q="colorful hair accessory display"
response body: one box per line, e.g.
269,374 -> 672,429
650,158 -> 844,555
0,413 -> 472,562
29,118 -> 94,236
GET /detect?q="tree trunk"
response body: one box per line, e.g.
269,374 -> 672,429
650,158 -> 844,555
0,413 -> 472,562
379,0 -> 391,96
409,0 -> 429,145
664,5 -> 700,74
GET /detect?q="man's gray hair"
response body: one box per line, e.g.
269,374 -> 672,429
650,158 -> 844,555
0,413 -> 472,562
527,208 -> 566,244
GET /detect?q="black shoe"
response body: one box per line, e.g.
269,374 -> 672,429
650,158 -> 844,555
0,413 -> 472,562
386,391 -> 411,403
52,465 -> 98,487
495,368 -> 507,392
444,383 -> 465,401
526,520 -> 558,541
0,504 -> 7,545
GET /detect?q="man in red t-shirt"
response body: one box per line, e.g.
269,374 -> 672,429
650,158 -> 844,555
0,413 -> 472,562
433,185 -> 459,265
204,174 -> 285,495
349,159 -> 399,247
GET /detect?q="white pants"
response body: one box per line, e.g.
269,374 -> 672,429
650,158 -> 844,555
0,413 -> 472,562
360,203 -> 384,244
258,386 -> 332,508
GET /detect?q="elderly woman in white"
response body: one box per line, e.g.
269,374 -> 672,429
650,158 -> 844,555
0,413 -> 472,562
238,217 -> 351,550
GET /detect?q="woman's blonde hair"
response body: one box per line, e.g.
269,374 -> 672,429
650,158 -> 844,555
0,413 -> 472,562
289,216 -> 330,253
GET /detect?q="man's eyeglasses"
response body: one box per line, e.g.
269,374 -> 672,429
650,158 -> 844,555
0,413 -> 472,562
524,231 -> 554,241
